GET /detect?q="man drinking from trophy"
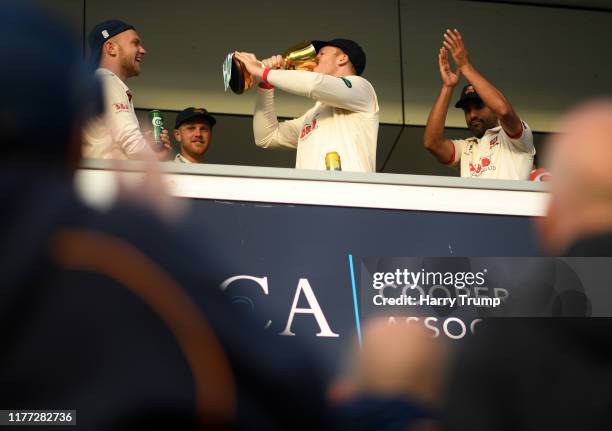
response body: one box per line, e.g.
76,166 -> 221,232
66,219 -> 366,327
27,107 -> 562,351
233,39 -> 379,172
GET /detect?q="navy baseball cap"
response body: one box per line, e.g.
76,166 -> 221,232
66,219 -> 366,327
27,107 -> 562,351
88,19 -> 135,66
175,108 -> 217,129
312,39 -> 366,75
455,84 -> 483,109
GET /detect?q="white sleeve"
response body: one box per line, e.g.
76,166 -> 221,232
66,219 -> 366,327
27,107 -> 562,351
500,120 -> 535,155
102,77 -> 151,159
253,87 -> 305,150
266,70 -> 378,113
448,139 -> 466,166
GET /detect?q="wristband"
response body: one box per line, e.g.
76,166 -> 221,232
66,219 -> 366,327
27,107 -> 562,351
258,67 -> 273,89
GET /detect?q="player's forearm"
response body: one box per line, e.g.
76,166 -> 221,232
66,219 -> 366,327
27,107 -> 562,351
265,69 -> 318,98
424,86 -> 453,150
253,88 -> 281,148
253,88 -> 301,150
117,129 -> 153,160
266,69 -> 375,112
460,63 -> 514,119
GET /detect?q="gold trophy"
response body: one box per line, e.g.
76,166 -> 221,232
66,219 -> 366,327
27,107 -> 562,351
223,41 -> 319,94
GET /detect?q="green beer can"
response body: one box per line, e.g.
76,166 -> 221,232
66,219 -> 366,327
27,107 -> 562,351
149,110 -> 164,148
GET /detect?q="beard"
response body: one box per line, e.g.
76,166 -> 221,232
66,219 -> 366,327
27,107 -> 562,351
469,118 -> 497,139
185,141 -> 208,157
119,51 -> 140,78
469,123 -> 486,139
124,60 -> 139,77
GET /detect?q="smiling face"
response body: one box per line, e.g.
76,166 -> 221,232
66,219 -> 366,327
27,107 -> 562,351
462,100 -> 498,138
174,119 -> 212,163
109,29 -> 146,78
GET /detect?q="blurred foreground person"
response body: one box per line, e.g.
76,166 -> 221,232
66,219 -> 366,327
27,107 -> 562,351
442,100 -> 612,431
331,319 -> 447,431
536,100 -> 612,256
0,3 -> 328,430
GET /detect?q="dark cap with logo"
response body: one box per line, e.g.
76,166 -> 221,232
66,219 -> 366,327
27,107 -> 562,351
175,107 -> 217,129
455,84 -> 483,109
88,19 -> 135,66
312,39 -> 366,76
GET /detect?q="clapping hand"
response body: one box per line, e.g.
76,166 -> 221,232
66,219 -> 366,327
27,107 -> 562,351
443,29 -> 470,69
438,46 -> 461,88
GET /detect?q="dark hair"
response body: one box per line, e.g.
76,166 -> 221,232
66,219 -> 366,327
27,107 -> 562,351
1,2 -> 102,163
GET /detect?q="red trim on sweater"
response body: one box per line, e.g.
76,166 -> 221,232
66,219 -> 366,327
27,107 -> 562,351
505,121 -> 524,140
443,142 -> 456,166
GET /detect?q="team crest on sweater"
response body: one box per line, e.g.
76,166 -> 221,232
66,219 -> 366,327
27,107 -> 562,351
300,115 -> 319,140
340,77 -> 352,88
469,154 -> 496,176
113,102 -> 130,113
489,134 -> 499,149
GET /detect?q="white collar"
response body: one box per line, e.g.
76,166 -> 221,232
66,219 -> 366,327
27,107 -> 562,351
174,153 -> 193,164
96,67 -> 130,93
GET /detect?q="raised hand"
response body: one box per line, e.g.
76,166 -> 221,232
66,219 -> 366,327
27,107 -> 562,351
443,29 -> 470,69
438,47 -> 461,88
156,129 -> 172,161
261,54 -> 286,70
233,51 -> 265,81
143,129 -> 172,160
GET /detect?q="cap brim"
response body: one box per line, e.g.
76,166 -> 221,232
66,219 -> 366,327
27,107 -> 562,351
455,96 -> 483,109
176,113 -> 216,129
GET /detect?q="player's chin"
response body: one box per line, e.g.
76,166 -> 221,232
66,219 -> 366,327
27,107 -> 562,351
469,126 -> 484,138
192,148 -> 207,156
192,143 -> 207,151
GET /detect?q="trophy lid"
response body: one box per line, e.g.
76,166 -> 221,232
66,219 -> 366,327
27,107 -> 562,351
223,52 -> 252,94
222,53 -> 232,92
